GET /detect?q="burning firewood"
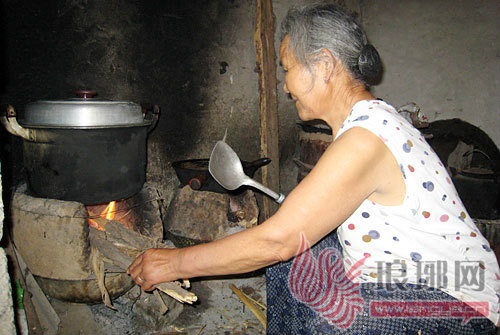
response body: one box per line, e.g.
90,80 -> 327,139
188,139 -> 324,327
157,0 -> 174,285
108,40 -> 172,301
89,220 -> 197,305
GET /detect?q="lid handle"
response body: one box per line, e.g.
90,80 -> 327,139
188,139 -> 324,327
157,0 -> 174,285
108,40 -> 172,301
75,90 -> 97,99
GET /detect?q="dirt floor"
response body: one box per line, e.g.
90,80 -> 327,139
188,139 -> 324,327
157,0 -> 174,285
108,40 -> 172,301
6,236 -> 265,335
50,274 -> 266,335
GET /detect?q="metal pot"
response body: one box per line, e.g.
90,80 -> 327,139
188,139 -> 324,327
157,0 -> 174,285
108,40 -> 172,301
1,90 -> 159,204
172,157 -> 271,193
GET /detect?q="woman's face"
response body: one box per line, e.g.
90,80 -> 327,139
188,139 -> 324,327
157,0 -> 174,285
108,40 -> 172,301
280,36 -> 327,121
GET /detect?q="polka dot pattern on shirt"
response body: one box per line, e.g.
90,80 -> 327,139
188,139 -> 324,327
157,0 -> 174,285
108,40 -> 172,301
334,100 -> 500,325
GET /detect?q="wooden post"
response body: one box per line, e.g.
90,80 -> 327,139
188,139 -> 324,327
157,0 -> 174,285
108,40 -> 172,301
254,0 -> 279,220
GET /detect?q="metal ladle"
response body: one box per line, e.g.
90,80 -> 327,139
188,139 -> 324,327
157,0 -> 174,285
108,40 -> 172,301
209,141 -> 285,204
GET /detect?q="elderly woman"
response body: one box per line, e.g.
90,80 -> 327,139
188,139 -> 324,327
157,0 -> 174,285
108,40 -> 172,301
128,4 -> 500,334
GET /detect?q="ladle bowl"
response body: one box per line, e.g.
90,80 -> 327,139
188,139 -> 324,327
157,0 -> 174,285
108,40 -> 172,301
208,141 -> 285,204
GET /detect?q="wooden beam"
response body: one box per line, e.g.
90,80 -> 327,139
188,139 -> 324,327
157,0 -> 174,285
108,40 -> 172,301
254,0 -> 279,219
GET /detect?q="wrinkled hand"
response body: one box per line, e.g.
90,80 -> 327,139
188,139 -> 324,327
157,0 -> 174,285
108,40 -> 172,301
126,248 -> 179,291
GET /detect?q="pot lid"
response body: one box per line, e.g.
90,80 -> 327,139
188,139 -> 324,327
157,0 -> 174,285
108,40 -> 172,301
21,90 -> 147,128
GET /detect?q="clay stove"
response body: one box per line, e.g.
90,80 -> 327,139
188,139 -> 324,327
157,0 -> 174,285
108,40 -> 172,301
10,182 -> 164,303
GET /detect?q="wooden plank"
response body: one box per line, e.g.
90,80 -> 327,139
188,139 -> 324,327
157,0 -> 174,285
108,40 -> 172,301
4,240 -> 43,334
254,0 -> 280,219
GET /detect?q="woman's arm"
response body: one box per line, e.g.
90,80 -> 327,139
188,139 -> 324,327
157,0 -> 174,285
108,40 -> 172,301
127,127 -> 402,290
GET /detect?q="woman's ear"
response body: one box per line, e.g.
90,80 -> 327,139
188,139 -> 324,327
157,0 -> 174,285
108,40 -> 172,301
319,48 -> 337,84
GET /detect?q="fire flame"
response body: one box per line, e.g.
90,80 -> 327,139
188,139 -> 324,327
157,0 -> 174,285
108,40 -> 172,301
88,201 -> 116,231
103,201 -> 116,220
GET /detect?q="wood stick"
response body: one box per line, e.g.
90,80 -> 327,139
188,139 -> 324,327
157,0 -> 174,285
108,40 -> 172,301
90,248 -> 116,310
89,224 -> 197,304
156,282 -> 197,304
4,241 -> 43,334
13,245 -> 60,334
197,325 -> 206,335
242,294 -> 266,310
230,284 -> 266,330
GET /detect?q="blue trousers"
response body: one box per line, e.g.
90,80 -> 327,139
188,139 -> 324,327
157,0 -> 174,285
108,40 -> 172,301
266,230 -> 497,335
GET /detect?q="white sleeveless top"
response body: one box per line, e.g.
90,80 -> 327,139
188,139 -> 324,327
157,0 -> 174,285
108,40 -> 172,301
335,100 -> 500,325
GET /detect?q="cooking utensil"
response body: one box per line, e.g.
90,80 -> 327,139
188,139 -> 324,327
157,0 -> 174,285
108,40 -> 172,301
172,157 -> 271,193
1,90 -> 159,204
22,90 -> 150,128
208,141 -> 285,204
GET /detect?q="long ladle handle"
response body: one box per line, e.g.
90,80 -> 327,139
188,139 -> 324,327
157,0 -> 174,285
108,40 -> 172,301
243,177 -> 286,204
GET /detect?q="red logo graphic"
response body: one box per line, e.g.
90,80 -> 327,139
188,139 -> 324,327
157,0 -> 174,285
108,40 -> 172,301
288,233 -> 370,328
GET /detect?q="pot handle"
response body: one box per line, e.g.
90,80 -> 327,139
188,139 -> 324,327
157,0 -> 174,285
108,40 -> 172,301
244,157 -> 272,177
141,104 -> 160,133
1,105 -> 37,141
189,174 -> 207,190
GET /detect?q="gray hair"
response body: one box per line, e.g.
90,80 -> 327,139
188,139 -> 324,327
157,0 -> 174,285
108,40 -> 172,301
281,4 -> 382,85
